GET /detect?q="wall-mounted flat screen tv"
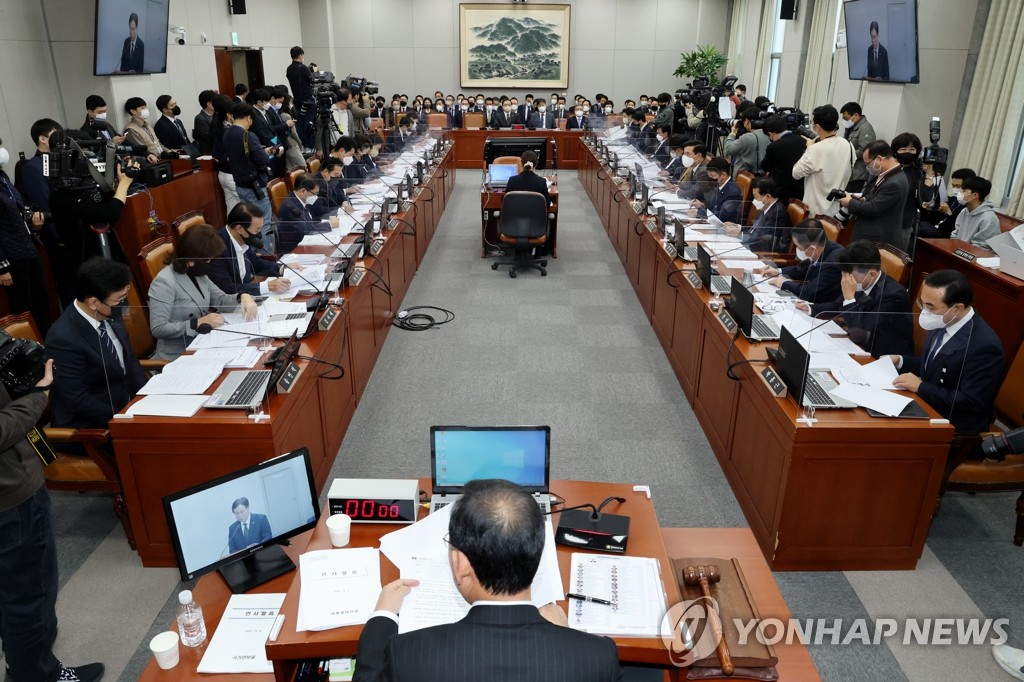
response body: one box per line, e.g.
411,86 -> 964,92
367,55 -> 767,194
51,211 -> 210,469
94,0 -> 170,75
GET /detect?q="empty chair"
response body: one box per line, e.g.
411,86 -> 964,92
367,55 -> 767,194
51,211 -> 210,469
268,178 -> 288,216
172,209 -> 205,238
490,191 -> 550,278
877,242 -> 912,286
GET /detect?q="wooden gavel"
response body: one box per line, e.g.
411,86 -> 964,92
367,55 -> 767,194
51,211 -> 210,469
683,564 -> 734,676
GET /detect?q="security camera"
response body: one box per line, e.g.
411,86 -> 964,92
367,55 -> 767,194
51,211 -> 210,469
169,26 -> 187,45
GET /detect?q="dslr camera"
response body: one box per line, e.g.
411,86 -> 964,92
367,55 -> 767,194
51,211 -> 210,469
922,117 -> 949,166
982,427 -> 1024,459
0,331 -> 45,397
826,188 -> 847,202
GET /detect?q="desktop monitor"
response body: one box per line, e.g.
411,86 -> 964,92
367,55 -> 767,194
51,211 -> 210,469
430,425 -> 551,494
483,137 -> 548,169
405,173 -> 414,200
627,171 -> 637,201
163,448 -> 320,593
640,182 -> 650,214
416,159 -> 424,186
380,193 -> 391,233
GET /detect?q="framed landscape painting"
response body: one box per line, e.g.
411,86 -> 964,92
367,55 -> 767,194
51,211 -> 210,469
459,3 -> 571,88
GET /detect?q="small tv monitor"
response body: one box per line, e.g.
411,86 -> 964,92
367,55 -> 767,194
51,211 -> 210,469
627,171 -> 637,200
94,0 -> 170,75
144,161 -> 172,187
380,194 -> 391,233
843,0 -> 919,84
163,448 -> 320,593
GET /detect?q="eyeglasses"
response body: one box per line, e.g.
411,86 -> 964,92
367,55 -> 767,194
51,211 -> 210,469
442,533 -> 458,551
104,285 -> 131,306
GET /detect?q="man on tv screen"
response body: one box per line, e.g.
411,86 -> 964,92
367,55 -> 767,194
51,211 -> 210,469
119,12 -> 145,73
866,20 -> 889,80
227,497 -> 272,553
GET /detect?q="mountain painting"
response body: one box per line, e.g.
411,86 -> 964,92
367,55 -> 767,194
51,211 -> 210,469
460,4 -> 570,88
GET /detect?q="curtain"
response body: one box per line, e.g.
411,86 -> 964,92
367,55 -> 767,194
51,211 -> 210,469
797,0 -> 841,110
750,0 -> 777,97
1009,168 -> 1024,218
949,0 -> 1024,206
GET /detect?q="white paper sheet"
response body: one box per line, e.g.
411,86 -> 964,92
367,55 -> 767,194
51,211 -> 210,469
567,554 -> 668,638
123,394 -> 209,418
135,354 -> 231,395
832,356 -> 899,388
828,384 -> 914,417
297,548 -> 382,632
196,593 -> 286,674
721,260 -> 766,270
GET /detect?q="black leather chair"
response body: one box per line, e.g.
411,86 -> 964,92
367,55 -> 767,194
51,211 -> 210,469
490,191 -> 549,278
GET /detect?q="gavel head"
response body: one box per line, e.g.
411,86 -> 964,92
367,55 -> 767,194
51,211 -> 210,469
682,564 -> 721,585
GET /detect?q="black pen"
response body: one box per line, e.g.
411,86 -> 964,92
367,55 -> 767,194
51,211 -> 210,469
567,593 -> 613,605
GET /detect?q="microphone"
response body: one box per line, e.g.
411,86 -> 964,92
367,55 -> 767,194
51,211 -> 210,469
196,323 -> 286,342
252,248 -> 326,299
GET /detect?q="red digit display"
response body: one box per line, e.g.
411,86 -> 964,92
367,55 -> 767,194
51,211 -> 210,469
337,498 -> 413,522
345,499 -> 359,517
361,500 -> 374,517
390,504 -> 400,518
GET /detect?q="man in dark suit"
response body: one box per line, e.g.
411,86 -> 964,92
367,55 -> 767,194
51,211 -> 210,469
444,97 -> 463,129
353,479 -> 622,682
840,140 -> 910,249
526,99 -> 556,130
866,21 -> 890,80
44,257 -> 147,430
119,13 -> 144,73
691,157 -> 743,224
227,497 -> 273,554
892,270 -> 1004,434
278,174 -> 339,252
760,115 -> 806,203
153,94 -> 190,151
675,142 -> 713,201
193,90 -> 216,155
565,105 -> 588,130
727,177 -> 792,253
659,136 -> 686,182
807,240 -> 913,357
649,124 -> 672,167
765,220 -> 843,303
490,100 -> 518,129
208,202 -> 291,297
515,94 -> 535,124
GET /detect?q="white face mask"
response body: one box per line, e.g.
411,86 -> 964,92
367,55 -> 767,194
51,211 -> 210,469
273,103 -> 282,111
140,108 -> 150,120
656,134 -> 666,142
681,155 -> 695,168
461,105 -> 469,111
752,198 -> 765,211
342,155 -> 354,166
604,106 -> 612,114
795,247 -> 810,262
94,111 -> 108,121
574,110 -> 582,117
369,148 -> 380,158
304,194 -> 318,206
436,104 -> 444,111
582,106 -> 590,113
538,106 -> 546,113
670,151 -> 680,159
918,308 -> 953,331
640,100 -> 648,106
954,190 -> 964,203
0,147 -> 9,166
841,118 -> 855,130
486,105 -> 494,112
476,99 -> 484,105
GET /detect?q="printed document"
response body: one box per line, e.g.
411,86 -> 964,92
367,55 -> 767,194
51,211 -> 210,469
196,593 -> 285,673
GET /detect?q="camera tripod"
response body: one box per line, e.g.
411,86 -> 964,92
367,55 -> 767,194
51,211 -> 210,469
312,104 -> 341,155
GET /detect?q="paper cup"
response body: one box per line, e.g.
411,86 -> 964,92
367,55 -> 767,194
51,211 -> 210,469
150,630 -> 180,670
326,513 -> 352,547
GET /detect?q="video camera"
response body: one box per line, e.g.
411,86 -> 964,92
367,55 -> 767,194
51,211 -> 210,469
922,116 -> 949,166
774,107 -> 813,137
342,75 -> 379,96
0,331 -> 45,397
44,133 -> 137,192
312,71 -> 338,112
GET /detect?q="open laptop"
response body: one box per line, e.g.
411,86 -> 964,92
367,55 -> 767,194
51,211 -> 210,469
429,425 -> 551,513
487,163 -> 518,189
774,327 -> 856,410
729,278 -> 781,341
205,332 -> 301,409
696,244 -> 732,295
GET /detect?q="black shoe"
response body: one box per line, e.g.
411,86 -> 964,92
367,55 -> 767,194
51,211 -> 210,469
57,663 -> 104,682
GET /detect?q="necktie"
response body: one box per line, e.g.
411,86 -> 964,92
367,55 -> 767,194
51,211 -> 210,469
925,331 -> 946,370
176,119 -> 187,141
98,323 -> 123,371
242,522 -> 248,541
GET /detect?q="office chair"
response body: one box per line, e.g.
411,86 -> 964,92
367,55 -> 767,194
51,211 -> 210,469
490,191 -> 549,278
137,237 -> 174,290
877,243 -> 913,286
268,178 -> 288,216
172,209 -> 205,238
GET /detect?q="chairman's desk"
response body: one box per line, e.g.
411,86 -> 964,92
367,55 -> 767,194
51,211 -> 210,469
450,128 -> 586,169
140,480 -> 820,681
578,141 -> 955,571
110,149 -> 456,567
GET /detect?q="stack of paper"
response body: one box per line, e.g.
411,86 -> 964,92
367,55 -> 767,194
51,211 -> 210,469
197,593 -> 286,673
136,353 -> 231,395
123,394 -> 209,418
567,553 -> 668,638
296,548 -> 382,631
829,384 -> 914,416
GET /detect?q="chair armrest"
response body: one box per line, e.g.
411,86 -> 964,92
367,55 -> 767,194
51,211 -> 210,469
140,359 -> 170,371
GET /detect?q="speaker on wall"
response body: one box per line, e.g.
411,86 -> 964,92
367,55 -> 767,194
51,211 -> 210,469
779,0 -> 797,20
229,0 -> 247,15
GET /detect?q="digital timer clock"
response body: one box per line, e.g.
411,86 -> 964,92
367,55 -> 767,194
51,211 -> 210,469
327,478 -> 419,524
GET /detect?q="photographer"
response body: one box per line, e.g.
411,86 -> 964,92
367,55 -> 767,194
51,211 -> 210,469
286,46 -> 315,147
224,103 -> 275,252
723,109 -> 769,175
0,137 -> 50,336
839,141 -> 909,249
759,115 -> 806,202
792,104 -> 856,217
839,102 -> 876,192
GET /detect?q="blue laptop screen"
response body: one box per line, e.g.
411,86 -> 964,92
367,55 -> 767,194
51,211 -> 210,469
488,163 -> 518,184
431,426 -> 550,492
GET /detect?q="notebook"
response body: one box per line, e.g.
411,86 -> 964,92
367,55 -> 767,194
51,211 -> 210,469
487,163 -> 518,188
429,425 -> 551,513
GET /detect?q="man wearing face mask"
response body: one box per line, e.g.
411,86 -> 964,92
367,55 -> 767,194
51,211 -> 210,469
675,142 -> 713,200
491,99 -> 519,129
688,157 -> 742,224
724,110 -> 770,176
630,111 -> 653,150
919,167 -> 975,238
839,140 -> 910,249
277,174 -> 340,253
564,104 -> 588,131
763,220 -> 843,303
800,240 -> 913,357
839,102 -> 876,192
723,177 -> 791,252
153,94 -> 190,152
649,124 -> 672,166
516,94 -> 535,123
45,257 -> 147,430
759,115 -> 806,202
526,99 -> 555,130
122,96 -> 165,163
891,269 -> 1004,434
208,202 -> 292,296
149,224 -> 258,360
81,95 -> 127,146
313,158 -> 353,212
659,136 -> 688,182
650,93 -> 674,130
225,103 -> 276,251
792,104 -> 856,217
950,175 -> 1000,249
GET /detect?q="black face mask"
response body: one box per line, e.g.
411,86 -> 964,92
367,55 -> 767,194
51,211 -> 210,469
241,229 -> 262,249
108,302 -> 127,319
400,100 -> 408,107
172,105 -> 181,116
189,261 -> 211,277
895,152 -> 918,166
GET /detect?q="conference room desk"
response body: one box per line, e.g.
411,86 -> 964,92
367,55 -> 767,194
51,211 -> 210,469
578,141 -> 955,571
450,128 -> 585,169
480,180 -> 560,257
110,150 -> 455,566
911,238 -> 1024,364
139,485 -> 818,681
116,159 -> 226,289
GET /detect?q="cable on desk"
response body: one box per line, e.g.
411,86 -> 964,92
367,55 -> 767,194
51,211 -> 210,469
417,186 -> 436,202
359,256 -> 394,297
666,266 -> 694,288
392,306 -> 455,331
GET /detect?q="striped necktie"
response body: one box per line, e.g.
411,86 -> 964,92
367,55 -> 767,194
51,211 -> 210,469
98,323 -> 123,370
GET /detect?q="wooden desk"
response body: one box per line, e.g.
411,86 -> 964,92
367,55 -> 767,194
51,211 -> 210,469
578,140 -> 955,571
480,181 -> 560,258
912,238 -> 1024,365
110,151 -> 455,566
450,129 -> 585,169
116,159 -> 226,289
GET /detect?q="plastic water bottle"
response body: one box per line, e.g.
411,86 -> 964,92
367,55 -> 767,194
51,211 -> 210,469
176,590 -> 207,647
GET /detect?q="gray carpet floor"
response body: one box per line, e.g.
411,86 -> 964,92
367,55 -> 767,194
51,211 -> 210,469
17,172 -> 1023,682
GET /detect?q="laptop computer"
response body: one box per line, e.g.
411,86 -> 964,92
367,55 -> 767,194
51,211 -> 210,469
729,278 -> 781,341
696,244 -> 732,295
429,425 -> 551,513
774,327 -> 856,410
488,163 -> 518,189
205,332 -> 301,409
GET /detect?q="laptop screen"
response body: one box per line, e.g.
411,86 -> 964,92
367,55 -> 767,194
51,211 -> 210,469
430,426 -> 550,494
729,277 -> 755,336
488,163 -> 518,184
696,244 -> 713,290
775,326 -> 810,407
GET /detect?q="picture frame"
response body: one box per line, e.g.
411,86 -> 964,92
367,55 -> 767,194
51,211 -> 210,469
459,3 -> 571,89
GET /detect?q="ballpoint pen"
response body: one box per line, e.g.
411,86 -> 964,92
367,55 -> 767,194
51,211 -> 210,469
567,593 -> 613,605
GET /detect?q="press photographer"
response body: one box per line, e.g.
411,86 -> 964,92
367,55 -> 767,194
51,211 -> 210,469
224,103 -> 276,252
